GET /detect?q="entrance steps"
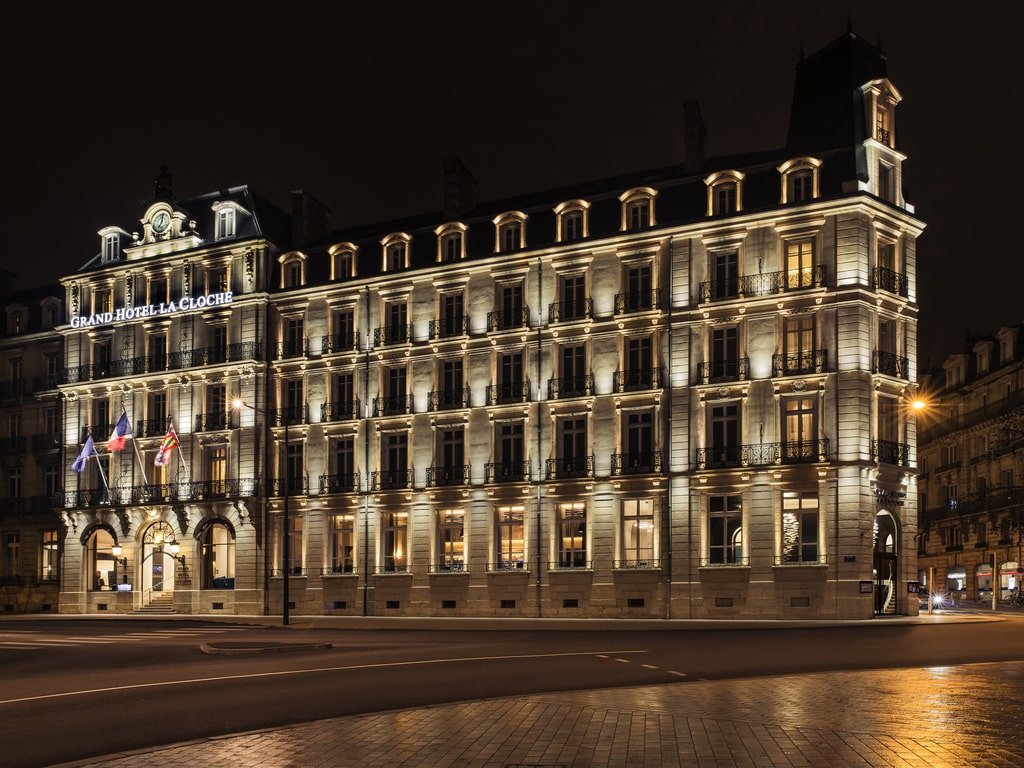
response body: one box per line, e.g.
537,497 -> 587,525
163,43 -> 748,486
132,592 -> 175,614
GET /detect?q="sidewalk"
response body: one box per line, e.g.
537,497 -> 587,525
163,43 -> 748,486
42,610 -> 1024,767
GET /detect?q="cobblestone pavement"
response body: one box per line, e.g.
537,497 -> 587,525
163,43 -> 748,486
53,661 -> 1024,767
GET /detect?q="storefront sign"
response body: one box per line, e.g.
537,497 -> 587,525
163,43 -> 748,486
873,488 -> 906,507
70,292 -> 234,329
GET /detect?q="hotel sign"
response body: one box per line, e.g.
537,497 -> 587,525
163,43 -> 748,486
70,292 -> 234,329
874,488 -> 906,507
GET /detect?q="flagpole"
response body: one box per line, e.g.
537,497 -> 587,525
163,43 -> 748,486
92,443 -> 112,500
175,425 -> 193,484
127,407 -> 150,490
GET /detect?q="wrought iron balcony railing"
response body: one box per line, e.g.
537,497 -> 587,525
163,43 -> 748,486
772,350 -> 828,377
547,374 -> 594,399
545,455 -> 595,480
374,324 -> 412,346
80,424 -> 117,443
613,367 -> 663,392
428,563 -> 468,574
696,439 -> 830,469
321,331 -> 360,354
269,477 -> 309,497
429,315 -> 470,339
194,412 -> 232,432
773,554 -> 828,566
614,289 -> 662,314
56,479 -> 259,509
321,399 -> 361,421
874,266 -> 909,297
318,473 -> 360,494
873,439 -> 911,466
276,338 -> 308,359
700,266 -> 827,303
31,433 -> 61,451
610,451 -> 663,475
269,405 -> 307,426
614,558 -> 660,569
426,464 -> 471,487
487,307 -> 530,331
371,469 -> 415,491
547,298 -> 593,323
373,395 -> 414,417
697,358 -> 749,384
485,460 -> 531,483
138,418 -> 170,437
549,558 -> 592,570
427,387 -> 470,411
374,562 -> 411,574
873,350 -> 909,379
486,380 -> 531,405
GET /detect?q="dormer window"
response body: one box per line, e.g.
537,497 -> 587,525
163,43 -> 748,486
382,234 -> 411,271
493,212 -> 526,253
279,253 -> 306,289
705,172 -> 745,216
5,306 -> 26,335
40,298 -> 60,329
555,200 -> 590,242
435,223 -> 467,263
778,158 -> 822,204
329,244 -> 357,280
102,233 -> 120,263
619,188 -> 657,232
216,208 -> 236,239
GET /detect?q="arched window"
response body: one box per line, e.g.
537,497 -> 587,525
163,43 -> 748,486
84,524 -> 118,591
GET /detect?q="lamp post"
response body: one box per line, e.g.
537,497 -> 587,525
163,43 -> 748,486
234,398 -> 290,625
111,543 -> 128,585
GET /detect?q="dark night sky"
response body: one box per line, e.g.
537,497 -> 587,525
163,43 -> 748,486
2,1 -> 1020,369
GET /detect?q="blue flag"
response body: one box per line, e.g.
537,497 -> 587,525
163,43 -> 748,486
72,435 -> 96,473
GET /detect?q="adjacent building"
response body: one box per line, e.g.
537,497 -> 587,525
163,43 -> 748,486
3,30 -> 925,619
916,325 -> 1024,601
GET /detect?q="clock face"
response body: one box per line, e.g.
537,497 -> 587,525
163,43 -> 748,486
153,212 -> 170,233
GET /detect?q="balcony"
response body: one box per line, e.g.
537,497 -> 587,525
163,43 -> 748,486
772,350 -> 828,377
697,358 -> 749,384
57,479 -> 258,509
276,338 -> 308,360
319,473 -> 360,494
371,469 -> 415,491
614,558 -> 660,569
872,439 -> 911,466
613,367 -> 663,392
31,433 -> 61,452
486,380 -> 531,405
32,373 -> 62,391
874,266 -> 909,297
194,412 -> 232,432
374,324 -> 412,346
696,439 -> 830,469
547,298 -> 593,323
138,418 -> 170,437
373,395 -> 414,417
64,345 -> 264,383
487,307 -> 530,331
699,266 -> 827,303
545,455 -> 594,480
269,477 -> 309,497
614,289 -> 662,314
270,405 -> 307,426
426,464 -> 471,487
773,554 -> 828,566
610,451 -> 663,475
321,399 -> 361,421
0,380 -> 27,400
321,331 -> 359,354
427,386 -> 470,411
547,374 -> 594,399
80,424 -> 116,443
873,350 -> 909,379
485,460 -> 531,483
549,558 -> 591,571
429,315 -> 469,340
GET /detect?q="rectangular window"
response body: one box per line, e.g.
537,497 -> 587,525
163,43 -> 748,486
149,276 -> 168,304
287,515 -> 303,574
782,492 -> 819,563
438,427 -> 465,479
557,502 -> 587,568
714,183 -> 737,214
497,422 -> 525,469
382,512 -> 408,571
624,264 -> 653,310
148,391 -> 168,435
560,274 -> 586,320
8,468 -> 22,499
785,239 -> 815,289
386,302 -> 408,343
148,332 -> 168,371
442,233 -> 461,262
624,410 -> 654,458
330,514 -> 354,573
499,221 -> 521,252
877,162 -> 894,202
333,251 -> 353,279
710,404 -> 740,466
217,208 -> 236,239
41,529 -> 58,580
789,171 -> 813,202
712,252 -> 739,299
208,265 -> 229,293
621,498 -> 654,565
332,308 -> 355,350
4,532 -> 20,577
383,432 -> 408,475
560,343 -> 587,395
560,417 -> 587,464
283,317 -> 304,357
496,282 -> 524,329
333,437 -> 355,482
440,293 -> 464,337
496,505 -> 525,569
627,199 -> 650,229
94,288 -> 113,314
285,440 -> 304,495
623,336 -> 653,389
709,327 -> 739,382
708,494 -> 743,564
563,210 -> 583,240
783,397 -> 817,460
94,340 -> 112,377
877,396 -> 898,444
385,244 -> 405,270
207,446 -> 227,495
437,508 -> 465,570
332,372 -> 356,419
102,234 -> 119,262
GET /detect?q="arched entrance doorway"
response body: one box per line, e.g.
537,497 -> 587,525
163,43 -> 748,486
873,511 -> 899,615
141,521 -> 183,603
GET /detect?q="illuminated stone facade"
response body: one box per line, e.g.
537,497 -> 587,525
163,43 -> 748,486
1,32 -> 925,619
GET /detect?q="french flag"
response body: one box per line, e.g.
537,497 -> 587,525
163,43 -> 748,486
107,412 -> 131,452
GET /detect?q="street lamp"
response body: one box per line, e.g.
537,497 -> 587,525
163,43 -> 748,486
167,538 -> 187,568
110,543 -> 128,584
234,398 -> 290,625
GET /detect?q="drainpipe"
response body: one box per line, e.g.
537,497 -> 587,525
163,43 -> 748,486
665,236 -> 674,619
363,285 -> 371,616
535,255 -> 544,617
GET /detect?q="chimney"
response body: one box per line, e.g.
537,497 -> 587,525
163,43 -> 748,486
291,190 -> 332,246
442,156 -> 477,220
683,100 -> 706,171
